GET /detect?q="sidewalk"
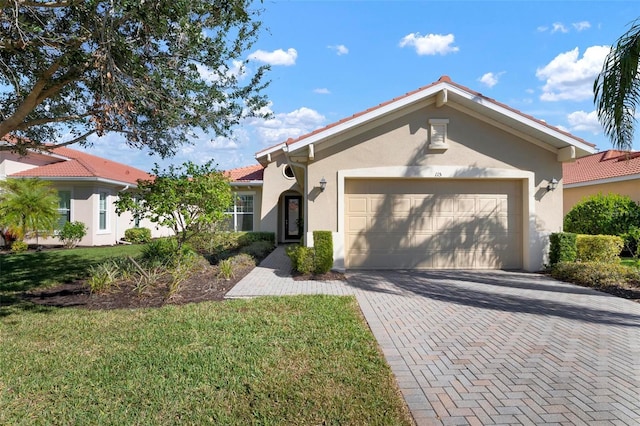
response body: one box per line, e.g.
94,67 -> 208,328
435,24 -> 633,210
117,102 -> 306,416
225,245 -> 355,298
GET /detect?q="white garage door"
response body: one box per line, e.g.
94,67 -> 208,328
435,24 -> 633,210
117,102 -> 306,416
345,179 -> 522,269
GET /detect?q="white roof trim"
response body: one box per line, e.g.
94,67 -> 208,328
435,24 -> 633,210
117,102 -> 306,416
8,175 -> 140,188
564,173 -> 640,188
255,80 -> 596,162
230,181 -> 263,187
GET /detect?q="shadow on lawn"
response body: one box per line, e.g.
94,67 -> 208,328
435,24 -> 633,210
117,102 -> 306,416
0,250 -> 105,317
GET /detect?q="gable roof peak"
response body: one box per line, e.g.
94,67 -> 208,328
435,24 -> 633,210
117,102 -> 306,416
438,75 -> 452,83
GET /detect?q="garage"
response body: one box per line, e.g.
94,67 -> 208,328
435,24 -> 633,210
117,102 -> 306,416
345,178 -> 523,269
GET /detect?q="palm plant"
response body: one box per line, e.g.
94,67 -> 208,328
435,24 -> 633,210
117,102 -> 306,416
594,18 -> 640,151
0,178 -> 60,246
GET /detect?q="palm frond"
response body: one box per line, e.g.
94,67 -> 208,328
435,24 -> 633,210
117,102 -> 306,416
594,18 -> 640,150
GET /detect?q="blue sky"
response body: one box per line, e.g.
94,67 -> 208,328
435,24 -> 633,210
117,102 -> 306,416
81,0 -> 640,173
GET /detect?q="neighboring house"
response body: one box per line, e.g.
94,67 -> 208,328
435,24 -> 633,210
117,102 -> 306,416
0,140 -> 172,246
563,150 -> 640,215
227,76 -> 596,272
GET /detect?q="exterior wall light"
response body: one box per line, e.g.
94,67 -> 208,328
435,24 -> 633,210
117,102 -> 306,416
319,177 -> 327,192
546,178 -> 558,191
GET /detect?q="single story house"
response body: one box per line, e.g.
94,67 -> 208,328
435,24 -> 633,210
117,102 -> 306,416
227,76 -> 596,271
0,140 -> 172,246
563,150 -> 640,215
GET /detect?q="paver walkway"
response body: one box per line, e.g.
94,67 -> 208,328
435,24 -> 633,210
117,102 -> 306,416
227,246 -> 640,425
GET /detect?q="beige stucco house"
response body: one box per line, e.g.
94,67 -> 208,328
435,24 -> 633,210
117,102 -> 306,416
563,150 -> 640,215
0,141 -> 172,246
230,76 -> 596,271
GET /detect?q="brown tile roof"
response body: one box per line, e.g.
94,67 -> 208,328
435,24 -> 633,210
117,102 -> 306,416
563,150 -> 640,185
256,75 -> 595,158
9,145 -> 152,185
225,164 -> 264,181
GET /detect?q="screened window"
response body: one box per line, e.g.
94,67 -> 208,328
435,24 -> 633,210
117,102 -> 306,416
99,192 -> 108,230
58,191 -> 71,229
225,194 -> 254,231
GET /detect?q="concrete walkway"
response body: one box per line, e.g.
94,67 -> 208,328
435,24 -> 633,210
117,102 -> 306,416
227,246 -> 640,425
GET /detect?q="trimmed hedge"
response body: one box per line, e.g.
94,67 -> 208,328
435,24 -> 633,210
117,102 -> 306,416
286,244 -> 314,274
576,234 -> 623,263
286,231 -> 334,275
124,227 -> 152,244
551,261 -> 640,289
564,193 -> 640,236
548,232 -> 577,265
313,231 -> 333,274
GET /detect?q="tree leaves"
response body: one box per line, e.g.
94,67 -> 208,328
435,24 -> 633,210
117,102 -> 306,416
0,0 -> 270,156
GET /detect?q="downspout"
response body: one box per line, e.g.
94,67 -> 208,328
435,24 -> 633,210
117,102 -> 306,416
283,147 -> 309,246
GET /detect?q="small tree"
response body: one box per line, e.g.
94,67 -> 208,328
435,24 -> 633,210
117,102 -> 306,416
115,161 -> 233,249
0,178 -> 59,244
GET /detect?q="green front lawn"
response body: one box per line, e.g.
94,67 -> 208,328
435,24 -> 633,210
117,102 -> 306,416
0,296 -> 412,425
0,246 -> 412,424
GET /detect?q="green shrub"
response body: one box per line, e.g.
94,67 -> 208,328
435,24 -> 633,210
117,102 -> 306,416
240,240 -> 274,260
57,221 -> 87,248
218,258 -> 234,280
576,234 -> 623,263
10,240 -> 28,253
286,244 -> 314,275
141,238 -> 194,267
124,227 -> 152,244
548,232 -> 577,265
551,261 -> 640,289
237,232 -> 276,246
313,231 -> 333,274
623,226 -> 640,258
87,260 -> 121,293
564,193 -> 640,236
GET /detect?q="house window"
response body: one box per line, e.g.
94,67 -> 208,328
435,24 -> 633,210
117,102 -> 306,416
99,192 -> 108,230
58,191 -> 71,229
225,194 -> 254,231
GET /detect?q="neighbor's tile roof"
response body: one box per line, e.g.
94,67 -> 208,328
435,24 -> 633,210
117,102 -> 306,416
225,164 -> 264,181
256,75 -> 595,158
563,150 -> 640,184
9,145 -> 152,185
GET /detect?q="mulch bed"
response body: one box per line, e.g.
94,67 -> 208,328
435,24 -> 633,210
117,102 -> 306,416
22,261 -> 256,310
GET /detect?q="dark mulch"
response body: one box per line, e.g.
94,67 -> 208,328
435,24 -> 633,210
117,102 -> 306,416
22,260 -> 255,310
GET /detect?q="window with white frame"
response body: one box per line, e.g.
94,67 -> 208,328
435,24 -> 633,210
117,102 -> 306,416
99,192 -> 108,230
225,194 -> 254,231
58,190 -> 71,229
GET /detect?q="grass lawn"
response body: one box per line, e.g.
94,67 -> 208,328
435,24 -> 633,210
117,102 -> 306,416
0,296 -> 412,425
0,246 -> 412,424
0,245 -> 144,315
620,257 -> 639,268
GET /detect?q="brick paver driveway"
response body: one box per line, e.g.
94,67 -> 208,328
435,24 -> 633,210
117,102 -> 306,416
349,270 -> 640,425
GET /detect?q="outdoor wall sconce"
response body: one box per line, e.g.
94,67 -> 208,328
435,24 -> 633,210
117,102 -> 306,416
546,178 -> 558,192
319,177 -> 327,192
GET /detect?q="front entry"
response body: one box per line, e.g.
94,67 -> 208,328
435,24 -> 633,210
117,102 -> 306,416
284,195 -> 302,240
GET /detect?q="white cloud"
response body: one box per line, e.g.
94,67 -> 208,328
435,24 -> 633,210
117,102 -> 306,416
552,22 -> 569,33
567,110 -> 602,133
248,48 -> 297,66
399,33 -> 459,56
573,21 -> 591,31
195,60 -> 246,83
478,71 -> 504,88
314,88 -> 331,94
208,136 -> 239,150
328,44 -> 349,55
537,26 -> 548,33
249,107 -> 326,145
536,45 -> 610,101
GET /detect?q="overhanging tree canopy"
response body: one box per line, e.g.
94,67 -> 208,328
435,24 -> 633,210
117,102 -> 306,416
0,0 -> 269,156
594,18 -> 640,151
